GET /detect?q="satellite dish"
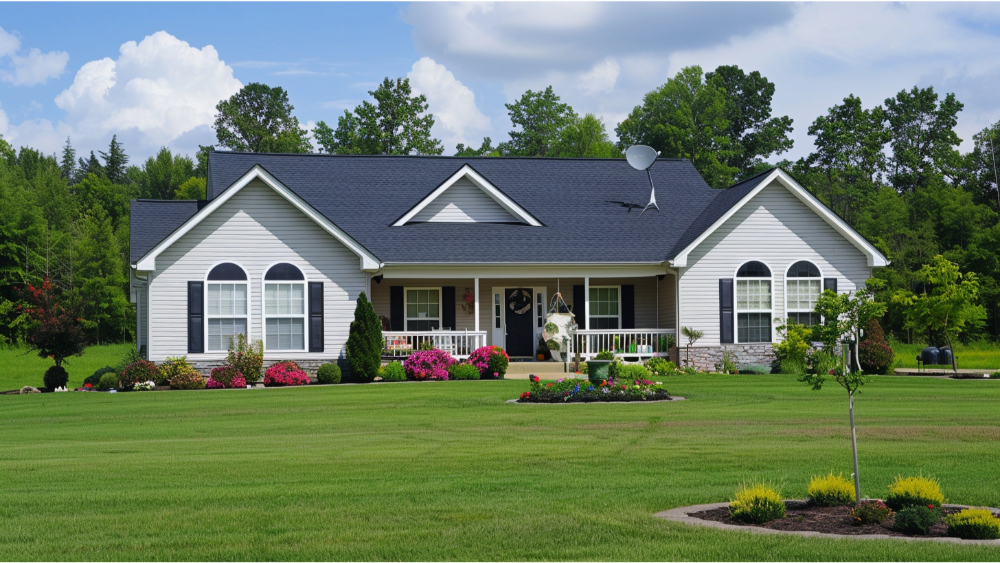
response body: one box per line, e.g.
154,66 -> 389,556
626,145 -> 659,171
625,145 -> 660,215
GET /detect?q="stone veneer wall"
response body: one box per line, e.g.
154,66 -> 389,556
185,359 -> 344,381
681,345 -> 775,372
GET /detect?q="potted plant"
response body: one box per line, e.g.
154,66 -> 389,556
547,339 -> 562,362
587,349 -> 615,382
536,336 -> 549,361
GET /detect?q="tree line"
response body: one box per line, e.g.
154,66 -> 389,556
1,63 -> 998,346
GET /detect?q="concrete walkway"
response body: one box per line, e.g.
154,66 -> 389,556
893,368 -> 996,377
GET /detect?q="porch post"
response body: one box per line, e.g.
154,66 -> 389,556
474,277 -> 480,332
584,276 -> 589,330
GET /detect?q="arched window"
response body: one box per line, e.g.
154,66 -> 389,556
264,263 -> 306,351
206,263 -> 248,351
736,261 -> 772,343
786,261 -> 822,327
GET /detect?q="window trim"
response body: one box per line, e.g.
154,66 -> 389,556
588,285 -> 621,329
404,286 -> 443,331
733,261 -> 773,344
203,262 -> 249,353
262,262 -> 308,352
784,260 -> 824,328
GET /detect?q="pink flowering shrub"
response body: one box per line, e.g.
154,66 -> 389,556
210,364 -> 244,387
403,349 -> 454,380
468,346 -> 509,379
264,361 -> 310,386
206,378 -> 225,389
232,375 -> 247,388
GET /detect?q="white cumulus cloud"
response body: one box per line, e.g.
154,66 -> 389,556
0,26 -> 68,86
579,57 -> 619,94
407,56 -> 490,150
3,31 -> 242,158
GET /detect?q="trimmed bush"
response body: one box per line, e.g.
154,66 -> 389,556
644,357 -> 677,376
885,476 -> 945,510
894,505 -> 942,535
97,372 -> 119,391
264,361 -> 310,386
43,365 -> 69,390
729,483 -> 786,524
317,363 -> 342,384
850,500 -> 892,525
210,364 -> 243,388
169,368 -> 206,390
227,334 -> 264,384
617,363 -> 651,381
468,346 -> 509,379
807,473 -> 856,506
85,366 -> 117,388
944,508 -> 1000,540
448,363 -> 481,380
774,321 -> 811,375
403,349 -> 454,380
859,319 -> 893,375
347,291 -> 383,382
595,350 -> 614,361
379,361 -> 406,382
158,356 -> 195,386
120,360 -> 159,390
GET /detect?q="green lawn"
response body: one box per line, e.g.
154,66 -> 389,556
1,376 -> 999,561
891,339 -> 1000,370
0,343 -> 132,391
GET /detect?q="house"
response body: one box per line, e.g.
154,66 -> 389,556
129,152 -> 888,373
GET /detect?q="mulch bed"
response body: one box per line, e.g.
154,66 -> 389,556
690,502 -> 961,538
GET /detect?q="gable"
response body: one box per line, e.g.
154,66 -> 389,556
393,165 -> 542,227
410,177 -> 520,223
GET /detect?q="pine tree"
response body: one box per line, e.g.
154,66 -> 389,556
76,151 -> 104,183
60,137 -> 77,182
99,135 -> 129,184
346,291 -> 383,382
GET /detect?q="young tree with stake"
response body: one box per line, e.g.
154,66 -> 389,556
800,280 -> 886,507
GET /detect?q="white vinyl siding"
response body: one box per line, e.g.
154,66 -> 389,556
146,180 -> 365,361
677,180 -> 872,347
410,178 -> 519,223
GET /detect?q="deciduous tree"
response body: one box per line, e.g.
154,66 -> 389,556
214,83 -> 312,153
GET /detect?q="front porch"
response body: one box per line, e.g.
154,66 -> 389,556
370,273 -> 677,361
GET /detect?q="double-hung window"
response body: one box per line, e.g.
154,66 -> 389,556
588,286 -> 620,329
264,263 -> 306,351
206,263 -> 248,351
786,261 -> 822,327
736,261 -> 772,343
406,288 -> 440,331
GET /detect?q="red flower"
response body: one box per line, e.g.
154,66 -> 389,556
84,383 -> 92,388
547,382 -> 553,387
928,504 -> 934,509
621,384 -> 627,389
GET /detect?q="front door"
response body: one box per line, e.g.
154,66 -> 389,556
505,287 -> 534,357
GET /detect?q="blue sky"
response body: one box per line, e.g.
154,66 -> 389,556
3,2 -> 1000,163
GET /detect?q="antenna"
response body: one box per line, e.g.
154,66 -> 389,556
625,145 -> 660,215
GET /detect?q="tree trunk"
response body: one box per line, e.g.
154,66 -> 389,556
849,389 -> 862,507
944,330 -> 958,374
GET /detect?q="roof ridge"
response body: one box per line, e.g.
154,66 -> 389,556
209,151 -> 692,163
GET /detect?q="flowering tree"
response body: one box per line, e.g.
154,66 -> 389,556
18,279 -> 87,368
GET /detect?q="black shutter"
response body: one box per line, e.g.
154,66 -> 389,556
824,278 -> 838,294
573,285 -> 584,319
187,281 -> 204,353
719,279 -> 734,344
309,282 -> 324,352
621,285 -> 635,329
390,286 -> 404,331
442,286 -> 456,329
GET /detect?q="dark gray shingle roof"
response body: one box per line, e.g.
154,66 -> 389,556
132,152 -> 759,265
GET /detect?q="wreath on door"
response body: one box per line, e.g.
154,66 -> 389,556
508,289 -> 532,315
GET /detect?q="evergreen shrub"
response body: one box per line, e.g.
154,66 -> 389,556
97,372 -> 119,391
448,363 -> 481,380
894,505 -> 942,535
807,473 -> 855,506
859,319 -> 893,374
347,292 -> 383,382
729,483 -> 786,524
379,361 -> 406,381
944,508 -> 1000,540
317,363 -> 342,384
85,366 -> 117,387
43,365 -> 69,390
885,476 -> 945,510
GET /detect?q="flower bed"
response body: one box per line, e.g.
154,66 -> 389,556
518,376 -> 671,403
264,361 -> 310,386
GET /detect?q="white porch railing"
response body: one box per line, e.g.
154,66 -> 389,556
572,329 -> 676,361
383,330 -> 488,359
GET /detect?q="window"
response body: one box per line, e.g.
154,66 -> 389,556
786,261 -> 822,327
206,263 -> 247,351
494,293 -> 501,329
536,292 -> 544,328
264,263 -> 306,351
589,286 -> 619,330
736,261 -> 771,343
406,288 -> 440,331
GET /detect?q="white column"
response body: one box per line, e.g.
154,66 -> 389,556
474,277 -> 480,332
584,276 -> 590,330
